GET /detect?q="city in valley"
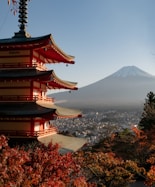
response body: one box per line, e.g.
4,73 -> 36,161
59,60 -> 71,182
53,109 -> 142,147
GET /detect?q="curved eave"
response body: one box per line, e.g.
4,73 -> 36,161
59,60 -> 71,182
0,34 -> 75,64
0,34 -> 50,49
0,102 -> 56,118
0,68 -> 52,80
36,35 -> 75,64
36,48 -> 74,64
47,82 -> 78,90
45,70 -> 78,90
37,101 -> 82,119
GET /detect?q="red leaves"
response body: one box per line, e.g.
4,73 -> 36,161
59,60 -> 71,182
0,135 -> 8,149
7,0 -> 18,15
7,0 -> 17,5
0,135 -> 92,186
7,0 -> 31,15
131,125 -> 147,140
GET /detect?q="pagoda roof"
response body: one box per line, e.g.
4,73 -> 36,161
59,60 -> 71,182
0,101 -> 82,119
46,70 -> 78,90
37,101 -> 82,118
0,68 -> 52,80
0,34 -> 74,64
0,102 -> 56,118
38,134 -> 87,153
0,68 -> 77,90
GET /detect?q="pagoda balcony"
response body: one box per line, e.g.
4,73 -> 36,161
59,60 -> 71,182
0,95 -> 54,102
0,127 -> 58,138
0,63 -> 47,70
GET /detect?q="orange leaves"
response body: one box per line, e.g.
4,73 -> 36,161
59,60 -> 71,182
73,177 -> 92,187
74,150 -> 144,187
145,166 -> 155,186
147,157 -> 155,165
145,157 -> 155,186
131,125 -> 147,140
0,135 -> 92,186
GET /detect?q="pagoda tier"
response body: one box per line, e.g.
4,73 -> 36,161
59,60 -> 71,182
0,68 -> 52,80
0,102 -> 57,138
0,34 -> 74,65
0,68 -> 77,88
0,102 -> 55,118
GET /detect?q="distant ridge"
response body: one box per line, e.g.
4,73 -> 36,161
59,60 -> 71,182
49,66 -> 155,109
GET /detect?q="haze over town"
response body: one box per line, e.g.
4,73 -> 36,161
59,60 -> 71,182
51,66 -> 154,148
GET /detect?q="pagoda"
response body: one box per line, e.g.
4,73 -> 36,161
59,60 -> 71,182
0,0 -> 82,139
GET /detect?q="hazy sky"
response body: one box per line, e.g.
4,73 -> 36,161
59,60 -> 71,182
1,0 -> 155,88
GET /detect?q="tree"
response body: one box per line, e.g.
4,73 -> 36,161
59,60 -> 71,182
0,135 -> 95,187
74,150 -> 145,187
139,91 -> 155,131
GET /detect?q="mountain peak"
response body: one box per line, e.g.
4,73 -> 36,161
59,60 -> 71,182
51,65 -> 155,109
110,66 -> 153,78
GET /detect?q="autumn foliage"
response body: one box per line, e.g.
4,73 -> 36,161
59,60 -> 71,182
7,0 -> 17,5
1,127 -> 155,186
74,150 -> 146,187
0,135 -> 95,187
7,0 -> 31,15
2,93 -> 155,186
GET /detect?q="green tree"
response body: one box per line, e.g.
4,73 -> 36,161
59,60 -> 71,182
139,91 -> 155,131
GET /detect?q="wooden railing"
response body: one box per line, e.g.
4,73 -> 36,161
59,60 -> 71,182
0,95 -> 37,101
0,95 -> 54,102
0,128 -> 57,138
0,63 -> 47,70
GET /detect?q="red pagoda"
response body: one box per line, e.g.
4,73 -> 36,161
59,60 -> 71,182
0,0 -> 82,140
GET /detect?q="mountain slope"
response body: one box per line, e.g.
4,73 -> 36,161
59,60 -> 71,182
49,66 -> 155,109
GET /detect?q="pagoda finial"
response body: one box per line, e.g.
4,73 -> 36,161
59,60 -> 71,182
18,0 -> 28,33
13,0 -> 30,38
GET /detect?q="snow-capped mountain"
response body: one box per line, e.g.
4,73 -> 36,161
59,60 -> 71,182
110,66 -> 153,78
50,66 -> 155,109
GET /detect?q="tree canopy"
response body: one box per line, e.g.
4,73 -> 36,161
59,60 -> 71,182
139,91 -> 155,131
